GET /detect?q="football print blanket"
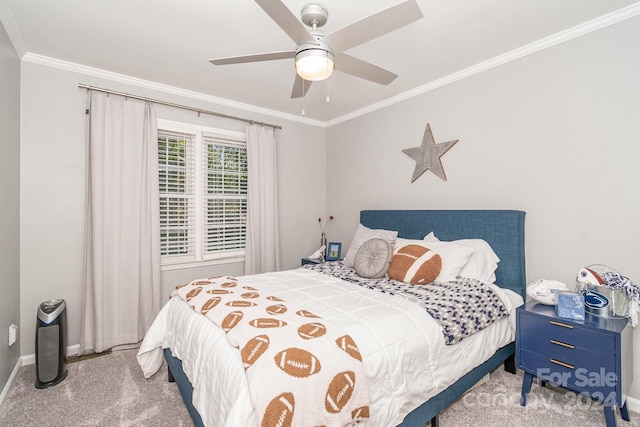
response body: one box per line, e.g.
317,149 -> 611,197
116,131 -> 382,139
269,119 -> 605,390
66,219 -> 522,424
172,275 -> 369,427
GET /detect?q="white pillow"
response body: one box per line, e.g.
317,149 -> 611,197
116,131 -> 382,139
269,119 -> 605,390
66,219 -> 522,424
343,224 -> 398,268
424,233 -> 500,284
393,238 -> 474,282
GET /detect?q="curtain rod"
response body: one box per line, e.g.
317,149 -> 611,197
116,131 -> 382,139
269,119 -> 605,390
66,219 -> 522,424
78,84 -> 282,130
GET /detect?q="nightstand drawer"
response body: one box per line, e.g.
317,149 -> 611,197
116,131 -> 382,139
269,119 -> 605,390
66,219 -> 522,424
519,312 -> 614,355
519,333 -> 615,372
520,349 -> 621,404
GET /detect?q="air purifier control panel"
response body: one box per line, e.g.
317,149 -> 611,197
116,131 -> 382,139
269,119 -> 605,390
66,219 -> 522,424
38,299 -> 66,324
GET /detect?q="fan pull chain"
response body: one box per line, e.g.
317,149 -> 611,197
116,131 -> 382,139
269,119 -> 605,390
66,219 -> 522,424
326,60 -> 331,103
301,79 -> 306,116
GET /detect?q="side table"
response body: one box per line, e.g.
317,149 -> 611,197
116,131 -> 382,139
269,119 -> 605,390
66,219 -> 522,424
516,301 -> 633,427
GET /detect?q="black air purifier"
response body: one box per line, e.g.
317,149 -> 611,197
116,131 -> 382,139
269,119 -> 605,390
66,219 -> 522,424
35,299 -> 68,389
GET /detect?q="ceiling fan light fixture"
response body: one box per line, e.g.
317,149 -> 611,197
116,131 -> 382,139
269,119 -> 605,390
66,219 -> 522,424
208,0 -> 424,98
295,48 -> 335,81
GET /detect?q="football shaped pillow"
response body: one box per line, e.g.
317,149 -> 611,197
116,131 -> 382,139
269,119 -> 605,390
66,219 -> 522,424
388,244 -> 442,285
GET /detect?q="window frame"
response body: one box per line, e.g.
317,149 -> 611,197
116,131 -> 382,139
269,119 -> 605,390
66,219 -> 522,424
157,119 -> 247,270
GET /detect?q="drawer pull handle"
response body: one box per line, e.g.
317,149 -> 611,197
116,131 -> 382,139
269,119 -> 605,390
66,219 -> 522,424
550,359 -> 575,370
550,339 -> 575,349
549,320 -> 573,329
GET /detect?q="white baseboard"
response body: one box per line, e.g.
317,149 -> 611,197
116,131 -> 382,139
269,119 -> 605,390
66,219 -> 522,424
20,343 -> 80,366
0,357 -> 22,409
1,344 -> 80,408
626,395 -> 640,413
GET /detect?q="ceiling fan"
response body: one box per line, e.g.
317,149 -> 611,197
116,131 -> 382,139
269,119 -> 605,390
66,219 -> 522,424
209,0 -> 424,98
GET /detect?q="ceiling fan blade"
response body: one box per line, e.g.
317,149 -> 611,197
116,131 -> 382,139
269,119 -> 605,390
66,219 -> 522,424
335,53 -> 398,85
326,0 -> 423,53
255,0 -> 315,44
209,50 -> 295,65
291,75 -> 313,98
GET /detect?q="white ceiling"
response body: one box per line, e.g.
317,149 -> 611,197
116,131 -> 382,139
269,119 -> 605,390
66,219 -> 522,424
2,0 -> 640,124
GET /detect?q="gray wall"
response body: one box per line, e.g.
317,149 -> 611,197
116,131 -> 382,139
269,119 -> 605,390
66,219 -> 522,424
326,17 -> 640,398
0,20 -> 21,394
18,62 -> 327,356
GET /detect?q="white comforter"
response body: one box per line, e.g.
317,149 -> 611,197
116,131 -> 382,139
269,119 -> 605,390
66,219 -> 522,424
137,268 -> 523,427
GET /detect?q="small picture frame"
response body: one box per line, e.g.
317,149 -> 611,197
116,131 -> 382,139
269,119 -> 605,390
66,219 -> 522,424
327,242 -> 342,261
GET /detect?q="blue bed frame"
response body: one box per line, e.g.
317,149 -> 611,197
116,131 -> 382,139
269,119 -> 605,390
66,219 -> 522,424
164,209 -> 527,427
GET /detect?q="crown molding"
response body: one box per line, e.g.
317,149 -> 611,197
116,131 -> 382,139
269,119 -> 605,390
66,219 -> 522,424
0,0 -> 26,57
326,2 -> 640,127
12,2 -> 640,129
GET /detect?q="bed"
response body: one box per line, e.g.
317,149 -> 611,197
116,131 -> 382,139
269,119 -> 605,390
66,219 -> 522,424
138,209 -> 526,426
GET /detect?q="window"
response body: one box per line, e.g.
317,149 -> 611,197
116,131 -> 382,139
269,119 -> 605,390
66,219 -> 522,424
157,119 -> 247,267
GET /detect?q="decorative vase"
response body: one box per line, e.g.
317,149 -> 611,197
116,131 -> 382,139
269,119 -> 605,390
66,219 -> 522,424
320,233 -> 327,261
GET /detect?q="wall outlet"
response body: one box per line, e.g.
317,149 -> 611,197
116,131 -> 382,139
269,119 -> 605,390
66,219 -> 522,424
8,324 -> 17,346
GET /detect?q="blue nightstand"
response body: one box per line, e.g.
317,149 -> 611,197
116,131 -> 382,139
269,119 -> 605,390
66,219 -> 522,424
301,258 -> 322,266
517,301 -> 633,427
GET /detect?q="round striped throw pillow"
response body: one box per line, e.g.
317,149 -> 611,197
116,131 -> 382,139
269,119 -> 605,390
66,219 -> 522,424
354,238 -> 392,278
388,244 -> 442,285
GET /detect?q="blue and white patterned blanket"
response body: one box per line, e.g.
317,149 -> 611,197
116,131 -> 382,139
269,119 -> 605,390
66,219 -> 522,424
303,262 -> 509,345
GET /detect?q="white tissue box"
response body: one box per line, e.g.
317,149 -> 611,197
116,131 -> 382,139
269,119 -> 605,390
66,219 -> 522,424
555,291 -> 585,321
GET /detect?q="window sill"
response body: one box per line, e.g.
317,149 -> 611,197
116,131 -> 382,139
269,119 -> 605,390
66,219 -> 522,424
161,256 -> 244,271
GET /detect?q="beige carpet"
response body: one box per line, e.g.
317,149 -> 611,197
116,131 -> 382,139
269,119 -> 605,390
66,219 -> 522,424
0,348 -> 638,426
0,349 -> 192,426
440,368 -> 639,427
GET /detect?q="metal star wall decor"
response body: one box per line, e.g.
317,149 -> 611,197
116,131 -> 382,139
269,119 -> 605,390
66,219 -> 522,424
402,123 -> 458,183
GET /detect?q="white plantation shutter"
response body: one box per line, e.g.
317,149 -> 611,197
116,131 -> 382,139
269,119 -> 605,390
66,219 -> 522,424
203,132 -> 247,254
158,130 -> 196,259
157,120 -> 247,266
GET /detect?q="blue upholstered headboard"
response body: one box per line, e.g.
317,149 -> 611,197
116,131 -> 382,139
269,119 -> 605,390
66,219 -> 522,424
360,210 -> 526,298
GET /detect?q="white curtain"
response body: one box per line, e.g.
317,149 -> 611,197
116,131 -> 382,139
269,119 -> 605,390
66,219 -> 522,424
80,91 -> 161,354
244,124 -> 280,275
